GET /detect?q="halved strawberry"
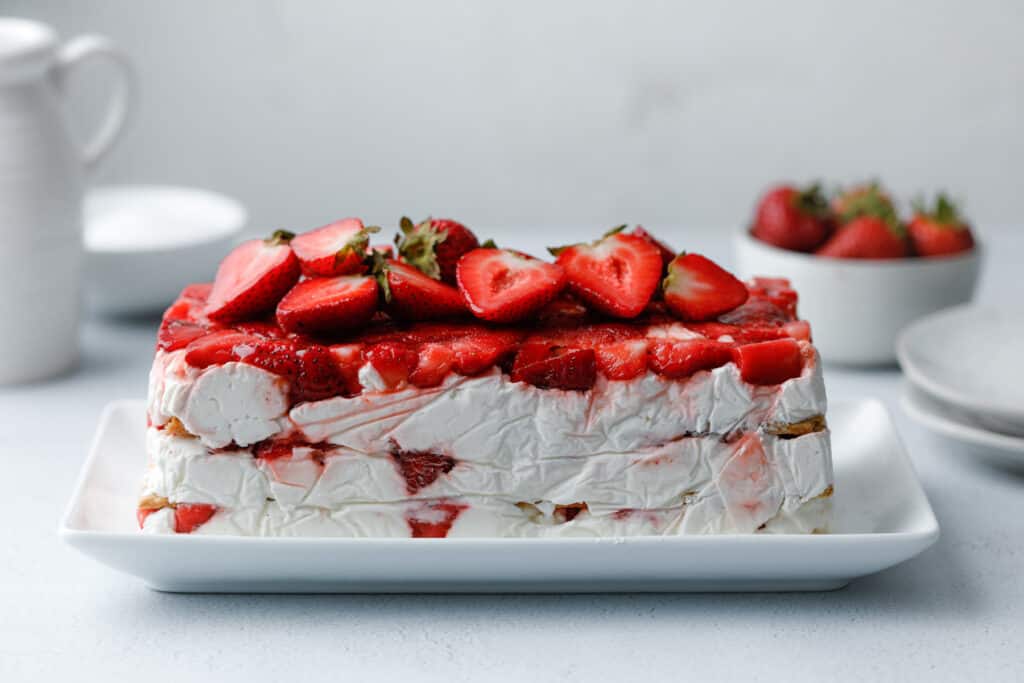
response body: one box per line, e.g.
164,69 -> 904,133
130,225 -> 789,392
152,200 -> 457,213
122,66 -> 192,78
732,339 -> 803,385
551,230 -> 662,318
816,216 -> 908,259
206,231 -> 300,322
364,342 -> 418,389
595,339 -> 649,380
157,319 -> 209,352
448,328 -> 523,375
456,248 -> 566,323
409,343 -> 455,388
173,503 -> 217,533
375,258 -> 467,321
276,275 -> 379,335
662,254 -> 749,321
510,343 -> 596,390
290,218 -> 379,277
908,193 -> 975,257
632,226 -> 676,266
397,217 -> 480,284
647,339 -> 733,378
184,330 -> 260,368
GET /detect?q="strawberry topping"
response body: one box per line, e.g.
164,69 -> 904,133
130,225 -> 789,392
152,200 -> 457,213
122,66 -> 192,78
377,259 -> 468,321
276,275 -> 379,335
732,339 -> 804,385
662,253 -> 749,321
397,217 -> 480,284
406,501 -> 468,538
206,231 -> 300,322
290,218 -> 379,277
510,342 -> 596,390
647,339 -> 733,378
552,230 -> 663,318
364,341 -> 418,389
456,248 -> 566,323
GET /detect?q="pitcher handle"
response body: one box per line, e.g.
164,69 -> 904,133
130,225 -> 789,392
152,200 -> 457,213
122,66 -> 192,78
53,35 -> 135,171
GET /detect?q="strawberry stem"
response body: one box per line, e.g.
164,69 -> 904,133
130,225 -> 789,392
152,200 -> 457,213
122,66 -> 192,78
266,229 -> 295,246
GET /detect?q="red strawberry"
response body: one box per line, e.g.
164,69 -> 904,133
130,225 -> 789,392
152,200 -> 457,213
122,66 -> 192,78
364,342 -> 418,389
157,319 -> 209,352
551,230 -> 663,318
173,503 -> 217,533
816,216 -> 908,259
397,216 -> 479,284
136,508 -> 156,529
206,231 -> 300,322
751,183 -> 832,252
448,328 -> 522,375
732,339 -> 804,385
647,339 -> 733,378
662,253 -> 749,321
908,193 -> 975,257
832,182 -> 897,224
391,449 -> 456,494
409,343 -> 455,388
406,501 -> 467,538
510,343 -> 596,390
456,248 -> 566,323
290,218 -> 379,277
376,258 -> 468,321
632,226 -> 676,266
184,330 -> 260,368
594,339 -> 649,380
242,338 -> 302,381
276,275 -> 378,335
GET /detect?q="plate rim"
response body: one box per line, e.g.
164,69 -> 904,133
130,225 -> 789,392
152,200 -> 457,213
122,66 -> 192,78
901,385 -> 1024,455
897,304 -> 1024,425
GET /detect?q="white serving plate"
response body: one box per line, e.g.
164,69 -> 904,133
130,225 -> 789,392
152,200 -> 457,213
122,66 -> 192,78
901,384 -> 1024,469
60,399 -> 938,593
898,305 -> 1024,435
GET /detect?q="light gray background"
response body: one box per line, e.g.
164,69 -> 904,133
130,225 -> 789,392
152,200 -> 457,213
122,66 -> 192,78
6,0 -> 1024,233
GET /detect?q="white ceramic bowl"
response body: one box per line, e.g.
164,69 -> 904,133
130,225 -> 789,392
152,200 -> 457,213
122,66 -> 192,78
85,185 -> 247,315
732,231 -> 981,366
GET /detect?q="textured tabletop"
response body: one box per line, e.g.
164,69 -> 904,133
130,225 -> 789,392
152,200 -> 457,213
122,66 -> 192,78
1,230 -> 1021,682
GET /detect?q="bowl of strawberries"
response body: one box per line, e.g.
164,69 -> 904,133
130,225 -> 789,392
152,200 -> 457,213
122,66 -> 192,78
734,181 -> 981,366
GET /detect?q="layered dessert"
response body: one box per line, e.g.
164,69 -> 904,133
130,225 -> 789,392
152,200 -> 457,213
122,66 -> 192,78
139,219 -> 832,537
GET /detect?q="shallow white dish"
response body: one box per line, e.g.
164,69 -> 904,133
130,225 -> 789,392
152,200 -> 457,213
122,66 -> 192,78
901,384 -> 1024,469
85,185 -> 247,315
733,231 -> 980,366
60,399 -> 938,593
898,305 -> 1024,435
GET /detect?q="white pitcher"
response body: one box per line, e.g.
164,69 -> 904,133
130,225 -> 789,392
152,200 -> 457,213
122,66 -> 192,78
0,18 -> 133,384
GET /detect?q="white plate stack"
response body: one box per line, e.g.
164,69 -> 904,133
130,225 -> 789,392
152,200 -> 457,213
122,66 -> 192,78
898,305 -> 1024,468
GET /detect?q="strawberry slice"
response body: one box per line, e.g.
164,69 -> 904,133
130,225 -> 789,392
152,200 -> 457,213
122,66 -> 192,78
291,218 -> 379,277
456,248 -> 566,323
184,330 -> 260,368
632,226 -> 676,266
732,339 -> 804,385
448,329 -> 522,375
397,216 -> 479,284
510,342 -> 596,390
594,339 -> 649,380
364,341 -> 419,389
552,230 -> 662,318
206,231 -> 300,322
157,319 -> 209,352
276,275 -> 378,335
376,259 -> 467,321
173,503 -> 217,533
409,343 -> 456,388
391,448 -> 457,494
647,339 -> 733,378
662,253 -> 749,321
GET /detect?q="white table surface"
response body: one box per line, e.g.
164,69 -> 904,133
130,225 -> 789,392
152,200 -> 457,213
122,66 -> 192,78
1,230 -> 1022,682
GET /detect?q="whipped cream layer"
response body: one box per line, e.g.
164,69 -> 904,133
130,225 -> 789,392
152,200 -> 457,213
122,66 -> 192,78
141,494 -> 830,538
148,343 -> 827,457
143,426 -> 831,531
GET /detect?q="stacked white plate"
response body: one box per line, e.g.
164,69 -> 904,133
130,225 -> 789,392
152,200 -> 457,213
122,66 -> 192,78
898,305 -> 1024,468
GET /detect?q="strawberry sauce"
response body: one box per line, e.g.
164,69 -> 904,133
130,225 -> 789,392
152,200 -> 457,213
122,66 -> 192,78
405,502 -> 468,538
158,276 -> 809,407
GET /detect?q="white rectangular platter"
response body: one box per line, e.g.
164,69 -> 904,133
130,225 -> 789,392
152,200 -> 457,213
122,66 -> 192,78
61,399 -> 938,592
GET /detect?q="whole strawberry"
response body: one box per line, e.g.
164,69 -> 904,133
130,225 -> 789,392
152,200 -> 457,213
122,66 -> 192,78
752,183 -> 832,252
832,182 -> 896,224
396,216 -> 479,284
908,193 -> 975,257
816,215 -> 908,259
